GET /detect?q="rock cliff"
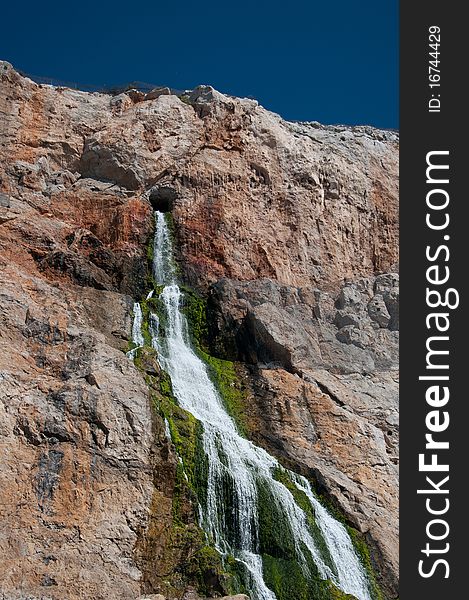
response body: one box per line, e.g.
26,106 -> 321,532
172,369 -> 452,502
0,61 -> 398,599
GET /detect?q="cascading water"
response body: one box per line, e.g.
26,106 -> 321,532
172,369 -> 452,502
126,302 -> 145,359
152,209 -> 176,284
131,211 -> 373,600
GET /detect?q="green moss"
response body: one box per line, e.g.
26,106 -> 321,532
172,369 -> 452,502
150,373 -> 202,492
262,550 -> 357,600
222,555 -> 250,596
201,352 -> 250,437
126,339 -> 137,354
292,472 -> 383,600
130,224 -> 375,599
146,364 -> 243,596
177,286 -> 250,437
157,368 -> 172,396
258,468 -> 382,600
148,378 -> 231,596
146,230 -> 154,264
180,286 -> 209,349
194,544 -> 221,577
165,518 -> 229,597
271,466 -> 384,600
262,553 -> 310,600
273,467 -> 337,575
256,474 -> 334,599
134,301 -> 150,346
179,93 -> 192,105
256,476 -> 298,561
327,581 -> 359,600
272,465 -> 383,600
129,219 -> 239,597
132,346 -> 155,375
165,211 -> 176,235
347,528 -> 384,600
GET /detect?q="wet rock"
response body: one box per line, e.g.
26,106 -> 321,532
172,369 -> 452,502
244,367 -> 398,598
136,347 -> 161,376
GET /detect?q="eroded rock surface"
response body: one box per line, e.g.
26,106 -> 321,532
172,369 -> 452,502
0,62 -> 163,600
1,60 -> 398,599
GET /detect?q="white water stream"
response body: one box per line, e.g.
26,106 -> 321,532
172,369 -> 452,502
130,211 -> 372,600
126,302 -> 145,359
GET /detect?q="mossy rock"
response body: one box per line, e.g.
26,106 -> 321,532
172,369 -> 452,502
147,384 -> 230,596
262,552 -> 356,600
176,285 -> 251,437
133,346 -> 160,376
327,581 -> 359,600
180,285 -> 209,349
347,528 -> 384,600
200,351 -> 250,437
178,93 -> 193,105
273,467 -> 337,575
256,477 -> 297,560
262,553 -> 310,599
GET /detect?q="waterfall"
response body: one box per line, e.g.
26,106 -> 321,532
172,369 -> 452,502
152,209 -> 176,284
164,417 -> 172,441
131,211 -> 372,600
131,302 -> 145,347
126,302 -> 145,359
294,474 -> 372,598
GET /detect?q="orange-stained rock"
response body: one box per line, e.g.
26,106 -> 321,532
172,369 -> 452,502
0,60 -> 399,599
0,62 -> 159,600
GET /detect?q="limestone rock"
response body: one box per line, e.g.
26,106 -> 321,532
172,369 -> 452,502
367,294 -> 391,328
146,87 -> 171,100
0,62 -> 399,599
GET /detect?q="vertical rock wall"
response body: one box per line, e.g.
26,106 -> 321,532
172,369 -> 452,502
0,62 -> 398,599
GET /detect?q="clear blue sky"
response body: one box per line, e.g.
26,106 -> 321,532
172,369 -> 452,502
1,0 -> 398,129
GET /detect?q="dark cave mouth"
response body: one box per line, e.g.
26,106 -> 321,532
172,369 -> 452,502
148,185 -> 177,213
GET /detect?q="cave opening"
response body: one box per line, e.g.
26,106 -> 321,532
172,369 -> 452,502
148,185 -> 177,213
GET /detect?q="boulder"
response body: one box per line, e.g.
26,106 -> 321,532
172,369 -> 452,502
146,86 -> 171,100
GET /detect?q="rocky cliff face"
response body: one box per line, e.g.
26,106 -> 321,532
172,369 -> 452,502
0,61 -> 398,599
